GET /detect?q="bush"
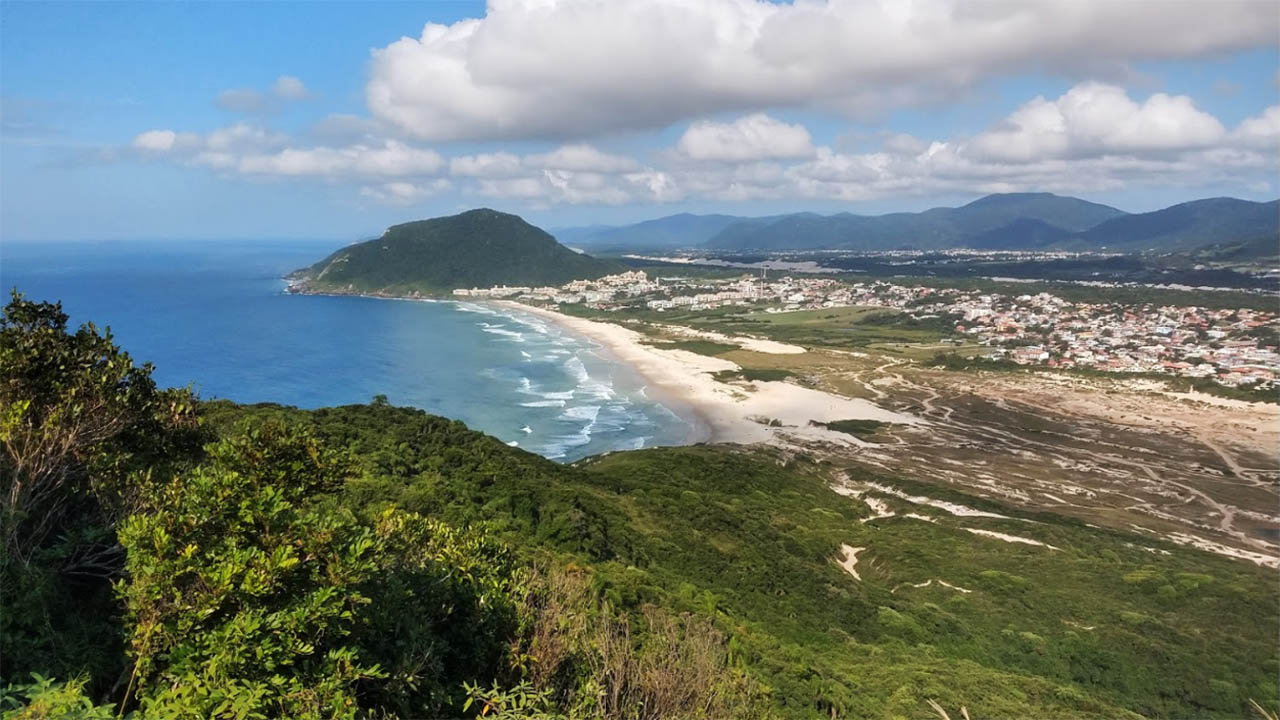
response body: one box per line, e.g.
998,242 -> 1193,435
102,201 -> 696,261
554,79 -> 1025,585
117,422 -> 521,719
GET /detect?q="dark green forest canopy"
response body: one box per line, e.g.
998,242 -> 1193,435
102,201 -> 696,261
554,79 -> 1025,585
201,401 -> 1280,719
291,208 -> 623,295
2,292 -> 1278,719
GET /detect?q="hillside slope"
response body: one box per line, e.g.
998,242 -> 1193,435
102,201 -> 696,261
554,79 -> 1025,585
707,193 -> 1127,250
199,401 -> 1280,720
558,213 -> 743,250
1075,198 -> 1280,252
291,208 -> 622,294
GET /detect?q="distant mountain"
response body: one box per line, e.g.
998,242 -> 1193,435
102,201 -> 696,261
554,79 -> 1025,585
556,213 -> 742,249
1073,198 -> 1280,252
967,217 -> 1076,250
291,209 -> 622,295
707,193 -> 1128,250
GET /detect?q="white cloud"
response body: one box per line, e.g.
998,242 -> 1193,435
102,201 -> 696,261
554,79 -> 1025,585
204,124 -> 290,152
365,0 -> 1276,141
525,144 -> 639,172
122,82 -> 1278,209
1233,105 -> 1280,147
127,125 -> 442,180
468,167 -> 679,206
360,179 -> 451,205
235,140 -> 443,177
272,75 -> 310,101
132,129 -> 179,152
969,83 -> 1226,161
450,152 -> 524,178
131,123 -> 285,158
216,75 -> 313,113
675,114 -> 814,162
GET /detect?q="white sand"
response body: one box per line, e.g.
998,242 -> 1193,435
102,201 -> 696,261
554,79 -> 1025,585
862,481 -> 1009,519
966,528 -> 1059,550
836,544 -> 864,580
1164,532 -> 1280,569
498,302 -> 920,446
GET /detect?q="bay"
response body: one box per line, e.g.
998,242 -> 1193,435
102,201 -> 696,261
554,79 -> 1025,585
1,239 -> 694,461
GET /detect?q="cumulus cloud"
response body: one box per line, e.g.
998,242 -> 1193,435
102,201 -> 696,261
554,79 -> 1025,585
450,151 -> 524,178
122,82 -> 1278,209
131,123 -> 283,157
969,83 -> 1226,161
132,129 -> 181,152
526,144 -> 639,172
360,179 -> 451,205
1232,105 -> 1280,147
450,144 -> 662,205
127,125 -> 442,179
471,168 -> 678,206
272,75 -> 310,101
216,75 -> 314,113
235,141 -> 443,177
365,0 -> 1276,141
675,114 -> 814,162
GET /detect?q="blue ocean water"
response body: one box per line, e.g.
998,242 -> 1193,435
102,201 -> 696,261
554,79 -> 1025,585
0,239 -> 693,461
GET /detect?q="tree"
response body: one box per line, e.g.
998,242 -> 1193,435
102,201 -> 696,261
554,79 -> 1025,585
0,290 -> 204,691
0,290 -> 203,567
117,422 -> 521,719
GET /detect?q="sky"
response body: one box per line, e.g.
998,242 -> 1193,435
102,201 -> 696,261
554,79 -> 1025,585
1,0 -> 1278,241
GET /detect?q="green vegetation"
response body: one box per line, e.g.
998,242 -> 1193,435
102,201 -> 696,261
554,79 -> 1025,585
3,291 -> 1278,719
812,419 -> 890,438
642,338 -> 738,356
565,303 -> 960,352
1076,198 -> 1279,252
714,368 -> 795,383
292,209 -> 622,295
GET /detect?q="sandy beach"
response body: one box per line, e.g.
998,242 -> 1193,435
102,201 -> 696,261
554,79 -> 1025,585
496,301 -> 922,447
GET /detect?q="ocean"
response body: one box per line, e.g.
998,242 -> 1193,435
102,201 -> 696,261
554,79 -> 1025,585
0,239 -> 694,462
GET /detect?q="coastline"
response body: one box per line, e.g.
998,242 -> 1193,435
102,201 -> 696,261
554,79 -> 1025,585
285,282 -> 924,448
492,300 -> 923,447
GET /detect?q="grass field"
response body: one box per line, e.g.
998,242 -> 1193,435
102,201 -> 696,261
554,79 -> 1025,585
564,303 -> 963,351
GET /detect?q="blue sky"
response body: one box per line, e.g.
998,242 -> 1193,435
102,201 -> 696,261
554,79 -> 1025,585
2,0 -> 1277,241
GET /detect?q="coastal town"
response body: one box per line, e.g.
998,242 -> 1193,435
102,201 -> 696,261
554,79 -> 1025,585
454,270 -> 1280,391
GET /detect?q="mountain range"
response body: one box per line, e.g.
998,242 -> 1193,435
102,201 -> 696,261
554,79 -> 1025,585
557,194 -> 1279,255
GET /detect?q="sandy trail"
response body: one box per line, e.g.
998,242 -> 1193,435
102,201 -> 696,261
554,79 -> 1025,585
836,544 -> 864,580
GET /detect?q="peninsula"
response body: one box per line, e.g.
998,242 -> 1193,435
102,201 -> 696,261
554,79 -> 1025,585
288,208 -> 621,296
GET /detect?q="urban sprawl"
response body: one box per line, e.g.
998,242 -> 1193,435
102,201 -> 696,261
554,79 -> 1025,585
455,271 -> 1279,390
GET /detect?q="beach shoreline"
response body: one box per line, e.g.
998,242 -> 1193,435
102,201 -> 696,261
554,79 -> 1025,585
492,300 -> 923,448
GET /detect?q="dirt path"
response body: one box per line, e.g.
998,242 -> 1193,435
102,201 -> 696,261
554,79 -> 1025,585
836,544 -> 864,580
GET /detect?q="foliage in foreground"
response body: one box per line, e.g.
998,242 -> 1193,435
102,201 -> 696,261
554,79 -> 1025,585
0,290 -> 206,692
3,291 -> 1277,719
0,292 -> 764,720
117,423 -> 520,718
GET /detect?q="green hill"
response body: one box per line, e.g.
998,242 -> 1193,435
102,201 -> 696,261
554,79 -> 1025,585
1075,198 -> 1280,252
967,217 -> 1076,249
291,208 -> 623,295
